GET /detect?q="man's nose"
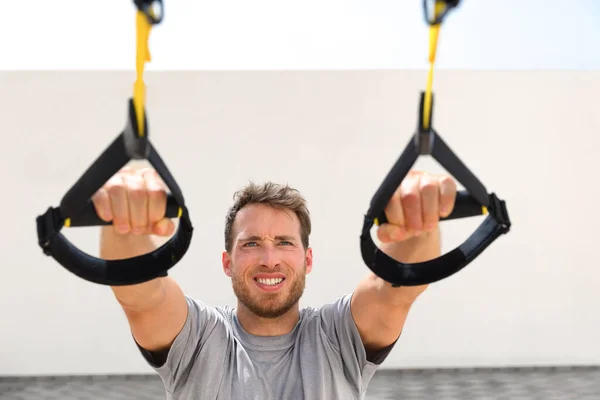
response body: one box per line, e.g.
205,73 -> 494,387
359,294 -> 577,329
259,245 -> 280,268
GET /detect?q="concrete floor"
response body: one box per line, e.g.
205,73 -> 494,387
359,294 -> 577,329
1,366 -> 599,399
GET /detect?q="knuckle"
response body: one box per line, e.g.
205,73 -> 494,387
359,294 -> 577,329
128,186 -> 147,202
124,175 -> 147,201
91,188 -> 107,204
139,167 -> 155,178
439,175 -> 456,190
401,191 -> 419,206
420,180 -> 438,194
147,187 -> 166,202
106,182 -> 125,197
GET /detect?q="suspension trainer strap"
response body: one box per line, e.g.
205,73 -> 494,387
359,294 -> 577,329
359,0 -> 511,287
36,0 -> 194,286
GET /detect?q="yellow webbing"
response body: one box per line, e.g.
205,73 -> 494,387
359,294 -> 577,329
133,11 -> 153,137
422,1 -> 446,131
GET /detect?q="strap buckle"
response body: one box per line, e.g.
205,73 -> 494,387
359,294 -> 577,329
423,0 -> 460,26
134,0 -> 164,24
488,193 -> 511,233
36,207 -> 64,256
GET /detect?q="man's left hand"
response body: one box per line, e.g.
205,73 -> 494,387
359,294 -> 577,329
377,170 -> 457,244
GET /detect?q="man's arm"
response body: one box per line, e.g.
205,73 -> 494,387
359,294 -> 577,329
351,229 -> 440,360
93,166 -> 189,358
102,228 -> 188,356
350,170 -> 455,360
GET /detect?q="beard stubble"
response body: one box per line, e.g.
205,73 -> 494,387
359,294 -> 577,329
231,263 -> 307,319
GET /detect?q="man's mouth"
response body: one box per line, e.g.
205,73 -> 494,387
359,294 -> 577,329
253,277 -> 286,291
255,277 -> 284,285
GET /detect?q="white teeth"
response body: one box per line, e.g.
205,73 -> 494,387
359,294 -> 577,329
256,278 -> 284,286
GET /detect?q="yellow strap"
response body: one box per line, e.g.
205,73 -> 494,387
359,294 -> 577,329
422,1 -> 446,131
133,11 -> 153,137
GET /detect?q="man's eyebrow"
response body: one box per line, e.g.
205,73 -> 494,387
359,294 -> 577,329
238,235 -> 297,242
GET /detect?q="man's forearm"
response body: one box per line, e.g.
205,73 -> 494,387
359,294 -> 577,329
100,227 -> 167,312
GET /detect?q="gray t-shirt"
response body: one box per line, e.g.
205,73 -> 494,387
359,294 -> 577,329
137,292 -> 396,400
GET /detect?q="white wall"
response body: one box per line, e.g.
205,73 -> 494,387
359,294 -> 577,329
1,69 -> 599,376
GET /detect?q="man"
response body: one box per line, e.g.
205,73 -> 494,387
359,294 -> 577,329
93,167 -> 457,400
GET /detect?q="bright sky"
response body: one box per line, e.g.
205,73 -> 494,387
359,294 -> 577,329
1,0 -> 598,70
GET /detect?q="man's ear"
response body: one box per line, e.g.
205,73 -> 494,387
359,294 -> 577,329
222,251 -> 233,277
305,247 -> 313,274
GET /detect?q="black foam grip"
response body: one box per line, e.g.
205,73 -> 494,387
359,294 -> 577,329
67,195 -> 181,227
376,189 -> 485,225
441,190 -> 484,221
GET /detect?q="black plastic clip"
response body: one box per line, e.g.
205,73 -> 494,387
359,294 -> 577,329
134,0 -> 164,24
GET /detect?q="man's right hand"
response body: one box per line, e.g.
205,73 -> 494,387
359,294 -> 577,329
91,166 -> 176,238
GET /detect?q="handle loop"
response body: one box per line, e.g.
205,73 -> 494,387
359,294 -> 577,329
359,0 -> 511,287
35,0 -> 194,286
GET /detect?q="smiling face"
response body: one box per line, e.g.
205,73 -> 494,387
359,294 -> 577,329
222,203 -> 313,319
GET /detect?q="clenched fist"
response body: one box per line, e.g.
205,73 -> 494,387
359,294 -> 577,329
91,167 -> 175,237
377,170 -> 457,243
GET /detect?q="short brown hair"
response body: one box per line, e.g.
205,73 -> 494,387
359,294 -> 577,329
224,181 -> 311,253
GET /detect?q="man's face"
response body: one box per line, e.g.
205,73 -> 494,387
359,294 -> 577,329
222,203 -> 313,319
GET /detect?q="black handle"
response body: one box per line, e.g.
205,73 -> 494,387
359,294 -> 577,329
376,190 -> 486,225
359,88 -> 511,287
36,6 -> 194,287
36,97 -> 194,287
440,190 -> 485,221
67,194 -> 180,227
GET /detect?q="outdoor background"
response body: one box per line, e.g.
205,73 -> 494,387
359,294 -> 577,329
1,0 -> 599,377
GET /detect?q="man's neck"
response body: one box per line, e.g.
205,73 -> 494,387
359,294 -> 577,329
236,303 -> 300,337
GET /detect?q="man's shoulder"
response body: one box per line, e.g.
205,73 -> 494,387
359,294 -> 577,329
183,294 -> 236,329
299,293 -> 354,324
301,293 -> 353,312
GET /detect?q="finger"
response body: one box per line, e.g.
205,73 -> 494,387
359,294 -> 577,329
384,186 -> 406,228
124,173 -> 149,235
142,169 -> 167,223
420,173 -> 440,231
438,175 -> 457,217
119,165 -> 135,175
400,173 -> 423,234
142,169 -> 170,233
106,174 -> 130,234
91,187 -> 113,222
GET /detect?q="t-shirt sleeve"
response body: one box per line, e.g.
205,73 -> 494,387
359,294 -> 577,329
135,295 -> 223,394
318,293 -> 397,394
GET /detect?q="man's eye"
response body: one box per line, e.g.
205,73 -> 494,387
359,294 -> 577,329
279,241 -> 292,245
244,242 -> 257,247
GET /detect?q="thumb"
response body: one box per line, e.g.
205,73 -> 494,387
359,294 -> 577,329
376,223 -> 411,243
152,218 -> 176,237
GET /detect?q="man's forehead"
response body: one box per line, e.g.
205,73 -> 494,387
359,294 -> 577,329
232,204 -> 301,238
237,203 -> 295,220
